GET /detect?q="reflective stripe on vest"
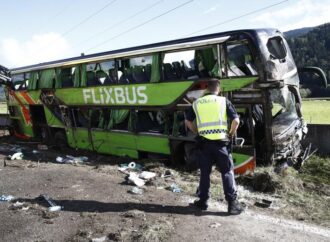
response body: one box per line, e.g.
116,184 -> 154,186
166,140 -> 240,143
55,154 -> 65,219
192,95 -> 228,140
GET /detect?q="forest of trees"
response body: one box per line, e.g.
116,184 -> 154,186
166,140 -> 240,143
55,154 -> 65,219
285,23 -> 330,97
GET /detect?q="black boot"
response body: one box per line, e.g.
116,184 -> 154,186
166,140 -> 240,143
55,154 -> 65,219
193,199 -> 208,210
228,200 -> 243,215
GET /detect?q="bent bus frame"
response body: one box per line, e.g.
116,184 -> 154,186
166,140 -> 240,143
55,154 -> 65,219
2,28 -> 309,173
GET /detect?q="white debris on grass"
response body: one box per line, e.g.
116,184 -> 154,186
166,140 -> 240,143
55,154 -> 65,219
128,172 -> 146,187
139,171 -> 157,180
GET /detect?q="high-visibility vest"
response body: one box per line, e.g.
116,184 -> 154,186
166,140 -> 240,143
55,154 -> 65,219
192,95 -> 228,140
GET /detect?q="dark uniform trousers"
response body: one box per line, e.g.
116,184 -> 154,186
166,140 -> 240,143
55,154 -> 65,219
198,139 -> 237,202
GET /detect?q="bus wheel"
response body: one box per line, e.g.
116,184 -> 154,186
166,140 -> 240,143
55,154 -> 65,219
41,127 -> 51,144
54,131 -> 68,151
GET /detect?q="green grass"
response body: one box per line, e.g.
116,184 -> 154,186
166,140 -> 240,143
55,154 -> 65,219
302,100 -> 330,124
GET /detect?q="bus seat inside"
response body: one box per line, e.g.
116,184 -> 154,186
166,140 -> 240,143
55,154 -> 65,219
132,66 -> 147,83
145,64 -> 152,82
61,70 -> 73,87
172,61 -> 183,79
163,63 -> 177,81
86,71 -> 98,86
108,68 -> 118,84
95,70 -> 108,84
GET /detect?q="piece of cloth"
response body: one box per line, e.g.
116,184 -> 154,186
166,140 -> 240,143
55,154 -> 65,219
198,140 -> 237,202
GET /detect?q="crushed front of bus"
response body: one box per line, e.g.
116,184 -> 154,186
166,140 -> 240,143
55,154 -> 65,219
257,30 -> 309,168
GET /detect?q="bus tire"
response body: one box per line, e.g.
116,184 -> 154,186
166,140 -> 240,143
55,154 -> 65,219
54,131 -> 68,151
41,127 -> 51,144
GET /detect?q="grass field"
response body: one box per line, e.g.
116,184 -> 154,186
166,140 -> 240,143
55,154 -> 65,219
302,100 -> 330,124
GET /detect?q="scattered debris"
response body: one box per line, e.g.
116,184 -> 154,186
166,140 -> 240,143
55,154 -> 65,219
107,232 -> 121,241
168,183 -> 181,193
139,171 -> 157,180
0,195 -> 14,202
37,144 -> 48,150
237,172 -> 280,193
127,172 -> 146,187
128,161 -> 143,170
56,155 -> 88,165
129,187 -> 143,195
209,222 -> 222,228
119,162 -> 143,173
40,194 -> 63,212
12,201 -> 24,207
9,152 -> 23,160
121,210 -> 146,220
161,170 -> 173,178
254,199 -> 273,208
91,235 -> 107,242
42,210 -> 59,219
9,201 -> 30,211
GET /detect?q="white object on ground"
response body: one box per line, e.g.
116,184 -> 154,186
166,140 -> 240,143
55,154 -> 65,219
91,236 -> 107,242
139,171 -> 157,180
12,201 -> 24,207
10,152 -> 23,160
129,187 -> 143,195
48,206 -> 62,212
0,195 -> 15,201
128,172 -> 145,187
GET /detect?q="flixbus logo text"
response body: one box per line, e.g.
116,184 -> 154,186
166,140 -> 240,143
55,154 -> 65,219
82,86 -> 148,105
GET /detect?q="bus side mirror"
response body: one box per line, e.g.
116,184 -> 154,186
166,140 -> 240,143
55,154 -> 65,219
298,66 -> 328,89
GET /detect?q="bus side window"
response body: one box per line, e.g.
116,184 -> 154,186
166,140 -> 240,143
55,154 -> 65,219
130,55 -> 151,84
61,67 -> 74,87
12,74 -> 25,91
118,56 -> 152,84
118,59 -> 130,84
162,49 -> 214,81
86,63 -> 97,86
23,73 -> 30,90
99,60 -> 115,85
226,43 -> 258,77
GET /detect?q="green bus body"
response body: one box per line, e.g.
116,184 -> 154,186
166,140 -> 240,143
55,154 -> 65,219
3,29 -> 309,173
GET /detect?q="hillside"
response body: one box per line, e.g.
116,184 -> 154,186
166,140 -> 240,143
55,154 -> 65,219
286,23 -> 330,80
285,23 -> 330,97
284,27 -> 313,38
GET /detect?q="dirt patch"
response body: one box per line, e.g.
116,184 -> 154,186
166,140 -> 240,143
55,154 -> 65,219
0,133 -> 329,241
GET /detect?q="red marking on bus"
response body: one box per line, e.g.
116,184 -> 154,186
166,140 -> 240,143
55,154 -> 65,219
20,91 -> 35,105
13,130 -> 31,140
9,90 -> 32,125
234,157 -> 256,174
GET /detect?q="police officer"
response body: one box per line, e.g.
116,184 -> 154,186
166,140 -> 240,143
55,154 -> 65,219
185,79 -> 243,215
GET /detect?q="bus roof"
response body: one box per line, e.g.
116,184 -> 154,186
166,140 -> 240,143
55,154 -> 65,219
11,28 -> 279,74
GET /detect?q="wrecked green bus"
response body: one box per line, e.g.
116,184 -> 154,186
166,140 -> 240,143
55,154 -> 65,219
1,29 -> 311,173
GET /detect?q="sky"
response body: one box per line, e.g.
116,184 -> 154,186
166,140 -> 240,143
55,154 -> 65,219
0,0 -> 329,68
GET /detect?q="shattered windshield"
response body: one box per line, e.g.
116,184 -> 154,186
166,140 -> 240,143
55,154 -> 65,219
270,86 -> 298,122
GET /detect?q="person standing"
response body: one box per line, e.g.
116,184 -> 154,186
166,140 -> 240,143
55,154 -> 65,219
185,79 -> 243,215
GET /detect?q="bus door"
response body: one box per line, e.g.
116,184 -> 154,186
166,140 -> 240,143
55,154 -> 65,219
66,107 -> 93,151
90,108 -> 139,158
232,105 -> 256,174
